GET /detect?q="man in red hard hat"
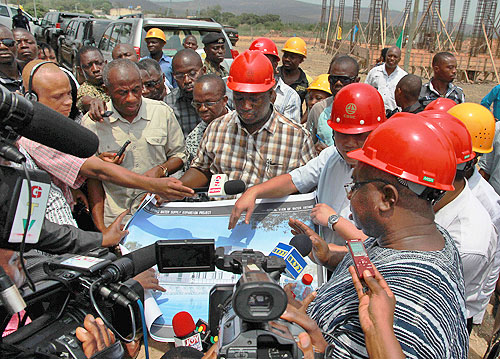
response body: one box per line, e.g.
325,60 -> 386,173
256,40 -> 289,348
180,50 -> 316,189
229,83 -> 386,246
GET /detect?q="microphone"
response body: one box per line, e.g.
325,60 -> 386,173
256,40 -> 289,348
193,175 -> 246,197
100,244 -> 156,283
0,266 -> 26,315
172,311 -> 203,351
0,85 -> 99,158
269,234 -> 312,279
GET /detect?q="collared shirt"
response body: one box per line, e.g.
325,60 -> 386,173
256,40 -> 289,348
290,145 -> 352,245
386,101 -> 425,118
419,78 -> 465,107
0,67 -> 22,93
191,108 -> 316,187
308,230 -> 468,358
82,97 -> 186,226
76,81 -> 110,112
306,96 -> 333,142
185,120 -> 208,167
164,87 -> 200,137
479,121 -> 500,196
141,54 -> 175,89
277,66 -> 310,105
203,59 -> 228,78
468,168 -> 500,323
17,145 -> 78,227
273,77 -> 301,122
435,182 -> 497,319
481,84 -> 500,120
365,65 -> 407,111
17,137 -> 87,208
316,101 -> 334,146
225,77 -> 301,123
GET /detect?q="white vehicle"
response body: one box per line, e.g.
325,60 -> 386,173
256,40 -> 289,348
0,5 -> 37,33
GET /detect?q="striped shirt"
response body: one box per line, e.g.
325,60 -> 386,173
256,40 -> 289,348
308,228 -> 468,359
273,77 -> 302,123
191,108 -> 316,187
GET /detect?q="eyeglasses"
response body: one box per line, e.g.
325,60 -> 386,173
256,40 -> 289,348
329,74 -> 357,85
0,39 -> 16,47
344,179 -> 393,195
191,98 -> 224,109
143,78 -> 162,88
173,68 -> 202,81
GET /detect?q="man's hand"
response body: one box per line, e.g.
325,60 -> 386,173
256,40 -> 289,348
133,268 -> 166,292
143,165 -> 164,178
101,210 -> 129,247
310,203 -> 336,227
75,314 -> 117,359
71,189 -> 89,212
151,177 -> 195,201
228,189 -> 258,229
288,218 -> 329,265
349,265 -> 396,336
315,142 -> 328,155
88,99 -> 108,122
98,152 -> 125,165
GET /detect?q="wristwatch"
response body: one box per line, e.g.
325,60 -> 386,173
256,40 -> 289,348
327,214 -> 341,231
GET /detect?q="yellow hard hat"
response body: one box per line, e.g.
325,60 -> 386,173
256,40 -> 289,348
145,28 -> 166,42
282,37 -> 307,57
448,102 -> 495,153
307,74 -> 331,94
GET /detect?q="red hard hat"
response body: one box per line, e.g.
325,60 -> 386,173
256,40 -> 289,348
249,37 -> 280,61
347,112 -> 456,191
328,83 -> 386,134
420,110 -> 475,164
227,50 -> 276,93
424,98 -> 457,112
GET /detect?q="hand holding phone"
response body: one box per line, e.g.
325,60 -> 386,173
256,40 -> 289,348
347,239 -> 375,280
102,110 -> 114,118
115,140 -> 131,159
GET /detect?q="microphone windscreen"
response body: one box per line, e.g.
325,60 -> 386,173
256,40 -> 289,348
224,180 -> 246,195
123,244 -> 156,276
21,101 -> 99,158
172,311 -> 196,337
289,234 -> 312,257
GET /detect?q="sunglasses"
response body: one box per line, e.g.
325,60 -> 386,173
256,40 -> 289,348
329,74 -> 357,85
143,78 -> 162,88
0,39 -> 16,47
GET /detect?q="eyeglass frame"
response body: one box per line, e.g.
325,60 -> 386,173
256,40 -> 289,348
173,67 -> 203,81
328,74 -> 357,86
143,77 -> 163,88
344,179 -> 394,196
191,97 -> 225,109
0,38 -> 16,47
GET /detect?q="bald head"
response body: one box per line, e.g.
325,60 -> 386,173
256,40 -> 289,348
102,58 -> 141,88
22,59 -> 62,90
195,74 -> 225,98
385,46 -> 402,70
329,55 -> 359,77
193,74 -> 228,123
396,74 -> 422,102
183,35 -> 198,50
432,52 -> 455,66
112,43 -> 138,62
172,48 -> 203,71
172,48 -> 205,95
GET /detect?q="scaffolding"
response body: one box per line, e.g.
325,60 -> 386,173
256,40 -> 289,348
454,0 -> 471,51
351,0 -> 362,47
447,0 -> 456,34
367,0 -> 386,47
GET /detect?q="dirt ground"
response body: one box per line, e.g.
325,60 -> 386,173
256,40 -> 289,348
135,35 -> 498,359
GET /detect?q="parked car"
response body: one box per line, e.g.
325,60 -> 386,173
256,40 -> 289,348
0,5 -> 36,31
97,15 -> 236,70
58,18 -> 111,73
223,25 -> 238,46
35,11 -> 93,52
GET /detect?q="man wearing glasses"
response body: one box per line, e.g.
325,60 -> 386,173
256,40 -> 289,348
229,83 -> 386,246
164,48 -> 205,137
76,46 -> 109,113
306,55 -> 360,148
0,25 -> 23,93
137,58 -> 169,101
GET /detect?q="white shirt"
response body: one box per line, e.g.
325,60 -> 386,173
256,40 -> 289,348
435,181 -> 497,319
290,145 -> 353,245
273,77 -> 301,123
365,65 -> 407,111
468,168 -> 500,323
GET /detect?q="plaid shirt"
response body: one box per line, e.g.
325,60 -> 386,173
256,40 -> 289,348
17,137 -> 87,207
191,108 -> 316,187
419,79 -> 465,107
164,88 -> 200,136
204,59 -> 229,78
76,81 -> 110,112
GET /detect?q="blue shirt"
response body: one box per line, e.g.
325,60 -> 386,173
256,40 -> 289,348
316,104 -> 334,146
141,54 -> 176,89
481,84 -> 500,120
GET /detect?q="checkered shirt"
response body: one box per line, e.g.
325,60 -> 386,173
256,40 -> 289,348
164,88 -> 201,136
17,137 -> 87,207
76,81 -> 110,112
419,79 -> 465,107
191,108 -> 316,186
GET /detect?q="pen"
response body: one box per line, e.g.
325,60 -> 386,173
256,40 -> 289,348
316,134 -> 326,144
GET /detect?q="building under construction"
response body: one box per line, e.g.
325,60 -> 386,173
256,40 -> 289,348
316,0 -> 500,82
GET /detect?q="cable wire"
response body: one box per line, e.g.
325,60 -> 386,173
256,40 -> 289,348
137,299 -> 149,359
20,162 -> 35,292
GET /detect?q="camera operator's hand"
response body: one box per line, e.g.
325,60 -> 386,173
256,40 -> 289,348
98,152 -> 125,165
349,265 -> 405,359
297,332 -> 316,359
101,210 -> 129,247
283,282 -> 317,310
202,343 -> 218,359
134,268 -> 166,292
76,314 -> 120,359
280,304 -> 328,354
88,99 -> 108,122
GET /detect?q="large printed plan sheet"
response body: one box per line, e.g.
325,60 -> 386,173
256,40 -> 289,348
123,193 -> 319,341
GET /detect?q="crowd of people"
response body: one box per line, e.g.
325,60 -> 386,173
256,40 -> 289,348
1,21 -> 500,359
